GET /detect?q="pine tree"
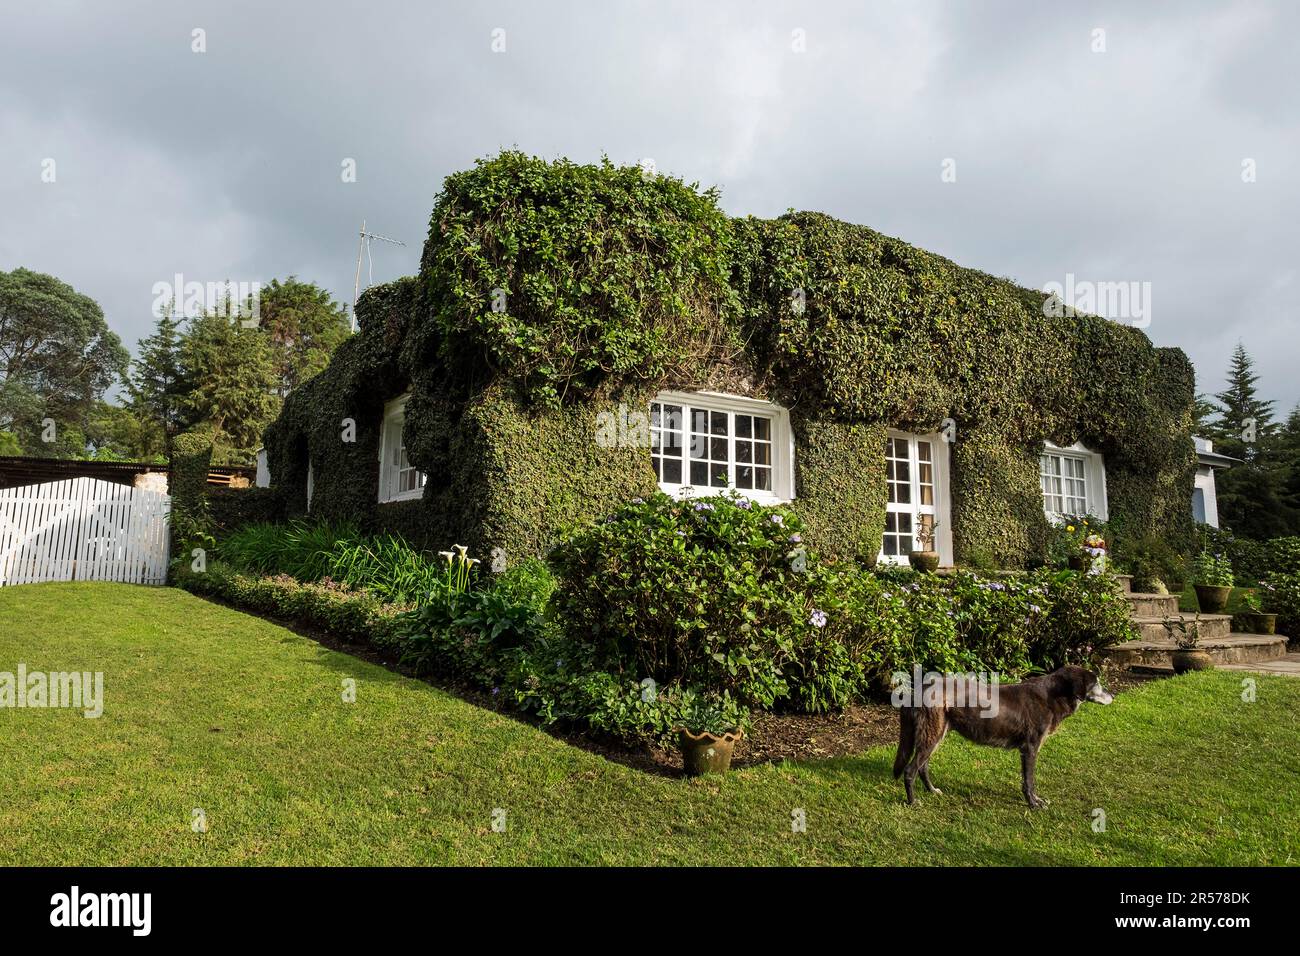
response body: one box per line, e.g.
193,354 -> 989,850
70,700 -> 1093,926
1211,342 -> 1276,464
126,306 -> 188,457
1277,405 -> 1300,529
1209,343 -> 1291,537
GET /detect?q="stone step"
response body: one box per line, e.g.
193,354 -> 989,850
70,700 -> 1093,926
1104,632 -> 1287,670
1123,591 -> 1181,617
1218,652 -> 1300,677
1132,613 -> 1235,643
1115,573 -> 1132,594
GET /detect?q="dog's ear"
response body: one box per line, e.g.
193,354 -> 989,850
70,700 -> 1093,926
1059,666 -> 1089,700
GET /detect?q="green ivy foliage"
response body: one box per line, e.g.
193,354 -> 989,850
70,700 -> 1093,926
263,151 -> 1196,567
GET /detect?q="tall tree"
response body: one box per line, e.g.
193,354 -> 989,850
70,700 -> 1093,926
0,268 -> 129,456
126,306 -> 189,456
1210,342 -> 1276,463
181,309 -> 280,465
1209,343 -> 1291,538
251,277 -> 350,397
1277,404 -> 1300,529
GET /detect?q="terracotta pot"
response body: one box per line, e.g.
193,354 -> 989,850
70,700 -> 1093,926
1171,649 -> 1214,673
1194,584 -> 1232,614
908,550 -> 940,573
677,728 -> 742,776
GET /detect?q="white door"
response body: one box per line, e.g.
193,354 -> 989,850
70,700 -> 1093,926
879,432 -> 952,566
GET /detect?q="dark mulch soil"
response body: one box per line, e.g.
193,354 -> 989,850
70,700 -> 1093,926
194,592 -> 1164,778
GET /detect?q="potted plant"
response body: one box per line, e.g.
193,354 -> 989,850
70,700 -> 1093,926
1191,551 -> 1234,613
675,691 -> 747,777
1163,614 -> 1213,673
908,522 -> 940,573
1235,589 -> 1277,635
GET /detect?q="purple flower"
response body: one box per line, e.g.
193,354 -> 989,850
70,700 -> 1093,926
1029,604 -> 1043,614
693,502 -> 715,512
491,687 -> 500,696
737,499 -> 752,510
631,497 -> 644,504
789,534 -> 802,544
809,609 -> 827,628
770,514 -> 784,526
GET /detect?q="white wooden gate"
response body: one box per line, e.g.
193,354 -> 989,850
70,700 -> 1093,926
0,477 -> 171,586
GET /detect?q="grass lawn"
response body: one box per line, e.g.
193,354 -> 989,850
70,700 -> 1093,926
1,582 -> 1297,866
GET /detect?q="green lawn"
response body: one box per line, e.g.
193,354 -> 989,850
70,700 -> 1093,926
1,582 -> 1297,866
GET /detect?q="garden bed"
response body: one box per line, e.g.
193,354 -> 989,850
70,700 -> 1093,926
190,586 -> 1160,777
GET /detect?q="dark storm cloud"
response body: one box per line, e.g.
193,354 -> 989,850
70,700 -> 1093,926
1,0 -> 1296,411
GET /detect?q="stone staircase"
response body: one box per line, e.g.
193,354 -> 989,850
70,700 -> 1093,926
1103,574 -> 1290,672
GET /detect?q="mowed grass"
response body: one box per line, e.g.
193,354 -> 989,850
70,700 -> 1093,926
1,583 -> 1297,866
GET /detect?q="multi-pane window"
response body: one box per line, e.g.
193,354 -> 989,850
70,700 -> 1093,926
391,428 -> 424,496
1040,451 -> 1087,516
882,435 -> 937,560
733,413 -> 772,492
379,397 -> 426,503
649,393 -> 789,501
650,402 -> 684,484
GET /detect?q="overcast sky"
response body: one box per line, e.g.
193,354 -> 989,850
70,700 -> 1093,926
2,0 -> 1296,414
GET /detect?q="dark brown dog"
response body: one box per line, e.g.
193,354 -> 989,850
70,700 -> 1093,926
893,665 -> 1113,808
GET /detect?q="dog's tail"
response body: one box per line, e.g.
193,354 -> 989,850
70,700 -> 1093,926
893,707 -> 917,778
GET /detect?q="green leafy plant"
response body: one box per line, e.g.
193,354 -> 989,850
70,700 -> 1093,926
673,688 -> 747,736
1190,550 -> 1234,588
1161,613 -> 1202,650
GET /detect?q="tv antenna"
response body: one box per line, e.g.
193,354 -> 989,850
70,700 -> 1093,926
351,219 -> 406,331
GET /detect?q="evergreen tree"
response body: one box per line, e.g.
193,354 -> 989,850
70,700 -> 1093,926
181,308 -> 280,465
1209,343 -> 1291,537
1277,405 -> 1300,529
126,306 -> 188,457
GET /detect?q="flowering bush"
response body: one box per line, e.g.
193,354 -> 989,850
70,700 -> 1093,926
1046,515 -> 1109,568
548,492 -> 847,709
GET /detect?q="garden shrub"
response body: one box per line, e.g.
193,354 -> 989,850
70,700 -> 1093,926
1266,537 -> 1300,576
174,560 -> 409,650
1260,571 -> 1300,638
548,492 -> 842,710
547,493 -> 1135,714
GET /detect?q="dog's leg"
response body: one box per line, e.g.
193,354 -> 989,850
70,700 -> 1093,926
1020,743 -> 1048,809
905,719 -> 946,804
919,726 -> 946,795
919,762 -> 942,795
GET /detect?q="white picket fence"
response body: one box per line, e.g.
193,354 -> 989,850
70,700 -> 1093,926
0,477 -> 171,586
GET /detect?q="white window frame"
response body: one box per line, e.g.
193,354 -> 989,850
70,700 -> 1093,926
878,430 -> 953,567
650,391 -> 795,504
377,394 -> 426,504
1040,441 -> 1108,522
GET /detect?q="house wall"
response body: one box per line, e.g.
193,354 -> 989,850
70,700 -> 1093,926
261,153 -> 1199,569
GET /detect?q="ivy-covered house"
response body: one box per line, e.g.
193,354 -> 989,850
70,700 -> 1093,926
259,152 -> 1199,569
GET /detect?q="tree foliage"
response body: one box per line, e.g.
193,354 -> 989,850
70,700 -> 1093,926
0,267 -> 129,456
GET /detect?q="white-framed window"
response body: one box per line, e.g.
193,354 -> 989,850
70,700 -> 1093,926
649,391 -> 795,503
879,431 -> 951,566
378,394 -> 426,504
1040,442 -> 1107,521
